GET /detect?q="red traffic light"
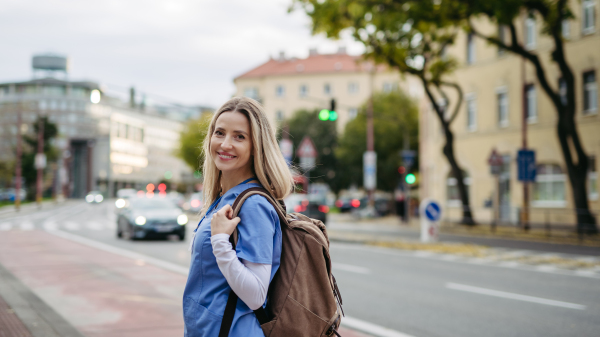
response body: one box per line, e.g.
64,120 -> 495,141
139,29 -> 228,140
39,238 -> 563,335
398,166 -> 406,174
158,183 -> 167,192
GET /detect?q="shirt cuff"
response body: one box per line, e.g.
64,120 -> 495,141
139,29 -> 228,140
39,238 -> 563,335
210,233 -> 230,244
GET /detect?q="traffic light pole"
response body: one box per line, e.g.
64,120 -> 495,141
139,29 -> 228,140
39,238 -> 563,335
404,132 -> 410,224
15,103 -> 23,212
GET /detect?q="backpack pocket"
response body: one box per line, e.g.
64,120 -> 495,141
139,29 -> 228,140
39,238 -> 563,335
266,295 -> 330,337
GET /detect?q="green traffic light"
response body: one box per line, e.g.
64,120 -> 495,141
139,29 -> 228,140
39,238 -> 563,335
329,110 -> 338,121
319,109 -> 330,121
405,173 -> 416,184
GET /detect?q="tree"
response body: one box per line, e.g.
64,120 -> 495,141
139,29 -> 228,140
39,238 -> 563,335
336,91 -> 419,192
293,0 -> 476,224
280,109 -> 341,192
449,0 -> 596,233
22,116 -> 58,200
177,113 -> 212,174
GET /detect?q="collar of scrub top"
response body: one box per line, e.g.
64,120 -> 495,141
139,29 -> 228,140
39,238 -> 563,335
193,177 -> 257,234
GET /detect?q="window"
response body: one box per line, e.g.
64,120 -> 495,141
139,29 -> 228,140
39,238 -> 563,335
275,85 -> 285,97
497,25 -> 506,56
276,110 -> 284,121
324,83 -> 331,95
589,156 -> 598,200
525,16 -> 536,50
348,82 -> 358,94
243,87 -> 258,100
348,108 -> 358,120
583,71 -> 597,114
447,170 -> 471,207
525,84 -> 537,122
466,33 -> 475,64
497,90 -> 508,127
466,94 -> 477,131
299,85 -> 308,97
583,0 -> 596,34
562,19 -> 570,39
559,78 -> 567,106
533,164 -> 566,207
383,82 -> 397,93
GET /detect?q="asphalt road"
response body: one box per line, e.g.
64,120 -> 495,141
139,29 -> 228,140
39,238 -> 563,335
1,200 -> 599,337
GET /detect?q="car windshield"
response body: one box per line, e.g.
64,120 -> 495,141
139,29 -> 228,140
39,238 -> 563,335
130,198 -> 177,210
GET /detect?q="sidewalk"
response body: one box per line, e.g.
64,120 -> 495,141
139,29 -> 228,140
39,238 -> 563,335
0,230 -> 368,337
327,213 -> 600,256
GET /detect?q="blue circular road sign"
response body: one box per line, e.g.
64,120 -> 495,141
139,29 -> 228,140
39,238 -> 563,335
424,201 -> 441,221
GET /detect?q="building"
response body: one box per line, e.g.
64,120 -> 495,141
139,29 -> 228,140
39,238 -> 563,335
0,54 -> 198,198
233,48 -> 423,133
419,1 -> 600,226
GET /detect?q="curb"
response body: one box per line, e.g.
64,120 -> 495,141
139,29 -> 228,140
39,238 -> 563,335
0,263 -> 85,337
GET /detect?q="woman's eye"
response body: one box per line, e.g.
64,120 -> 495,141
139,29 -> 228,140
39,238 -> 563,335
236,135 -> 245,140
214,130 -> 223,136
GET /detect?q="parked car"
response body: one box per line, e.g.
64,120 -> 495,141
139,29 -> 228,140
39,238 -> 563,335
356,196 -> 392,216
85,191 -> 104,204
284,193 -> 328,225
116,196 -> 188,240
183,192 -> 204,212
1,188 -> 27,202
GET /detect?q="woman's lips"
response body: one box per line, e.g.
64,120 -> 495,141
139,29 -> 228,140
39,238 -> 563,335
217,153 -> 236,161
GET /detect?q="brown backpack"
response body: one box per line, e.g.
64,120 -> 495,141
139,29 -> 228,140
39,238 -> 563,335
218,187 -> 344,337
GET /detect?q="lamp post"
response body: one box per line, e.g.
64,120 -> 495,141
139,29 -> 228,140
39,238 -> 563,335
15,102 -> 23,211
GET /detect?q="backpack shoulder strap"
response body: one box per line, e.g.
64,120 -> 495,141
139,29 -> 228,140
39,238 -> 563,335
219,187 -> 283,336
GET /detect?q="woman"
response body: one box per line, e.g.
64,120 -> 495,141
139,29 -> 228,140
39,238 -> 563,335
183,97 -> 293,337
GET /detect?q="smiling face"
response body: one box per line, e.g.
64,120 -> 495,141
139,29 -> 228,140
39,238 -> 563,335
210,111 -> 254,177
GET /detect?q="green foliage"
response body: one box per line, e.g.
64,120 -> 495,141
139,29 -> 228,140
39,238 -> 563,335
280,109 -> 341,192
0,161 -> 14,188
21,117 -> 59,199
178,113 -> 212,173
336,91 -> 418,192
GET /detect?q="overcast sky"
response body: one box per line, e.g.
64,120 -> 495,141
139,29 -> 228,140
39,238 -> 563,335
0,0 -> 364,108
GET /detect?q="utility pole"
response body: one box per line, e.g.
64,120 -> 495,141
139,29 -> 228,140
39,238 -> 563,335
366,65 -> 375,209
521,55 -> 530,231
15,102 -> 23,212
35,116 -> 45,207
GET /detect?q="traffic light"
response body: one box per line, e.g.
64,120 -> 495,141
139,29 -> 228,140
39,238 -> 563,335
318,99 -> 338,121
405,173 -> 416,184
398,166 -> 406,174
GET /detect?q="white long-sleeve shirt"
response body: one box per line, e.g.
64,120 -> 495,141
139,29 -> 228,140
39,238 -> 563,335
211,233 -> 271,310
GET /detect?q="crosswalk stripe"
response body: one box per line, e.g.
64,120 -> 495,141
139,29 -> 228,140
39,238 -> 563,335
87,221 -> 104,231
20,222 -> 34,231
64,221 -> 80,231
0,222 -> 11,231
43,221 -> 58,231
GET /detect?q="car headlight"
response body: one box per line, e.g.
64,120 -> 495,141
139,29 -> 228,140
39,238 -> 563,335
177,214 -> 188,225
85,195 -> 94,203
135,216 -> 147,225
95,195 -> 104,203
115,199 -> 126,208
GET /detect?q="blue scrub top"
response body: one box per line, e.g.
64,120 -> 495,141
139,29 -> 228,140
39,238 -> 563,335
183,183 -> 282,337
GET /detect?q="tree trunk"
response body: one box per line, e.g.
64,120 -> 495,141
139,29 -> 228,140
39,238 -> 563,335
422,79 -> 475,225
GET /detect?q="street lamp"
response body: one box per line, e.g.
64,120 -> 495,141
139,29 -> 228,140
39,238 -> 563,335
90,89 -> 101,104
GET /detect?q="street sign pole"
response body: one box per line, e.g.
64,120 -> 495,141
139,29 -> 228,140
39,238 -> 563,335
488,149 -> 503,232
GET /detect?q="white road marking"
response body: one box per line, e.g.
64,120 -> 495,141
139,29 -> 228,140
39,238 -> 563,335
536,265 -> 558,272
64,222 -> 80,231
20,221 -> 34,231
43,221 -> 58,231
334,263 -> 371,274
445,282 -> 586,310
0,222 -> 12,231
86,221 -> 104,231
105,221 -> 117,230
342,316 -> 416,337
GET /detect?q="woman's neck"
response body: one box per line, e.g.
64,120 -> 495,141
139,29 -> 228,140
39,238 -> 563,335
220,171 -> 256,195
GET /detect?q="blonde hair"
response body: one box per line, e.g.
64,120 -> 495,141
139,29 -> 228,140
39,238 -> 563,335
200,97 -> 293,216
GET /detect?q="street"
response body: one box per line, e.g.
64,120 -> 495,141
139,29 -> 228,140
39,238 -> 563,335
1,201 -> 599,337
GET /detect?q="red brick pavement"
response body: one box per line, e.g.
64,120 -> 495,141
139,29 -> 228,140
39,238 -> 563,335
0,231 -> 368,337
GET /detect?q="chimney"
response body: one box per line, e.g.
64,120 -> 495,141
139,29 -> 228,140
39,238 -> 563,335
278,51 -> 286,62
337,46 -> 347,55
309,48 -> 318,56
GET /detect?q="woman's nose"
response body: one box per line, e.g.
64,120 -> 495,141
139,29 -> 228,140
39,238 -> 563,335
221,136 -> 233,149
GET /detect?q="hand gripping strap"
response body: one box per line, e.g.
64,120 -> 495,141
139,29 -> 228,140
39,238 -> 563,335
218,188 -> 283,337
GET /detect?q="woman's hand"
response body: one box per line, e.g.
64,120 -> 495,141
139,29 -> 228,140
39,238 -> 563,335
211,204 -> 241,236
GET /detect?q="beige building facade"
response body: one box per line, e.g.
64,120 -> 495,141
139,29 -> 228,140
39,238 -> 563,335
420,1 -> 600,226
233,48 -> 423,134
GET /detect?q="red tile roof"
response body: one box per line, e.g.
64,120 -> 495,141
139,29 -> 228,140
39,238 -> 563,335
235,53 -> 384,80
